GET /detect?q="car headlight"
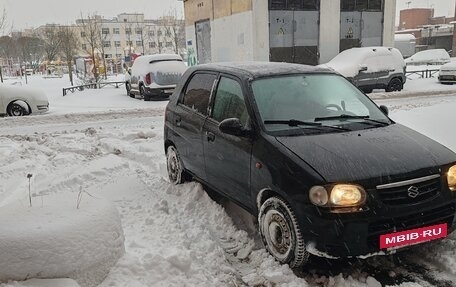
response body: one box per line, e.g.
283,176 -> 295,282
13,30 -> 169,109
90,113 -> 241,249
309,184 -> 366,208
329,184 -> 366,207
448,165 -> 456,191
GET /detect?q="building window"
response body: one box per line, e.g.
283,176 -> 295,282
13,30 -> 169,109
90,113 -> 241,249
165,29 -> 171,37
114,41 -> 121,47
125,28 -> 132,35
341,0 -> 382,11
82,44 -> 87,50
113,28 -> 120,34
135,28 -> 143,34
149,42 -> 156,48
116,54 -> 122,59
166,41 -> 173,47
104,54 -> 112,59
127,41 -> 133,46
157,30 -> 163,36
81,31 -> 86,37
103,41 -> 111,48
158,42 -> 163,48
102,28 -> 110,35
136,40 -> 143,46
269,0 -> 319,10
149,31 -> 155,37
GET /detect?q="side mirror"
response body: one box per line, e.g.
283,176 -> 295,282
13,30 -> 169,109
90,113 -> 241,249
379,105 -> 389,116
219,118 -> 249,136
359,65 -> 368,72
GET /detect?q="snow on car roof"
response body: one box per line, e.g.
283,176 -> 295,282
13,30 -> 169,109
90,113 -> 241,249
194,62 -> 333,79
134,54 -> 183,64
323,47 -> 404,78
405,49 -> 450,65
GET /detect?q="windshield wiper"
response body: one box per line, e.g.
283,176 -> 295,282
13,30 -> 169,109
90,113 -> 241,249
264,119 -> 351,131
314,114 -> 390,126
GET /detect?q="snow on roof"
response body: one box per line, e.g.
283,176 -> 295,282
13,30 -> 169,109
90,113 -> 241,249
440,61 -> 456,71
405,49 -> 451,65
134,54 -> 183,64
395,34 -> 416,41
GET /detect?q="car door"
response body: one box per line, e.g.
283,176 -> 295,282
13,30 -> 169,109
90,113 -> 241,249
355,56 -> 379,90
203,75 -> 253,205
173,72 -> 218,181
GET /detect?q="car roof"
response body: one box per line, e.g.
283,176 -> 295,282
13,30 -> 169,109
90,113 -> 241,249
190,62 -> 334,79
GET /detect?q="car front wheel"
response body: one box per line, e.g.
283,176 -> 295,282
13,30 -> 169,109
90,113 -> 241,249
7,101 -> 30,117
259,196 -> 309,268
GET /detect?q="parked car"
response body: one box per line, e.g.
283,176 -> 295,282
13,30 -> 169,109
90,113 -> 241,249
0,85 -> 49,116
438,61 -> 456,84
125,54 -> 187,101
405,49 -> 451,66
164,62 -> 456,268
322,47 -> 406,93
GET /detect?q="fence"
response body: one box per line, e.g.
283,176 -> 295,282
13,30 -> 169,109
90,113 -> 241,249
405,69 -> 440,80
63,81 -> 125,96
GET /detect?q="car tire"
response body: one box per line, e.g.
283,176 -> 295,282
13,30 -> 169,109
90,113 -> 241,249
259,196 -> 309,268
126,82 -> 134,98
386,78 -> 403,92
166,145 -> 187,185
7,101 -> 30,117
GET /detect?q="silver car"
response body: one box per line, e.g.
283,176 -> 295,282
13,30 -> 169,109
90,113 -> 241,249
126,54 -> 187,101
0,85 -> 49,116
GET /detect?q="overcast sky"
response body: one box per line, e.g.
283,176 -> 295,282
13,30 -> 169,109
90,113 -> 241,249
0,0 -> 455,30
0,0 -> 184,30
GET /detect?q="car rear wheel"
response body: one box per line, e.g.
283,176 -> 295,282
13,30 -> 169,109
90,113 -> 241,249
259,196 -> 309,268
166,146 -> 187,185
386,78 -> 403,92
7,101 -> 30,117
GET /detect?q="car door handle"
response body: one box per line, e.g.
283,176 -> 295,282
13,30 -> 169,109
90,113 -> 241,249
206,131 -> 215,142
175,116 -> 182,126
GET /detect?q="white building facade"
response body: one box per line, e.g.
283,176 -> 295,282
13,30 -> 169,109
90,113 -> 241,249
183,0 -> 396,65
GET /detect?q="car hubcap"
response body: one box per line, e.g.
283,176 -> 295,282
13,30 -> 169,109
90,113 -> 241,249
11,105 -> 23,116
262,210 -> 292,260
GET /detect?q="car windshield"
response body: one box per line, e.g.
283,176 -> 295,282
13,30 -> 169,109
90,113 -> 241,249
251,74 -> 391,134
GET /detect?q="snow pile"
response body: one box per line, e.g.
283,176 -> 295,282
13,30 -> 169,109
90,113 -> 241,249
405,49 -> 451,66
323,47 -> 404,78
440,61 -> 456,71
1,279 -> 80,287
0,194 -> 125,287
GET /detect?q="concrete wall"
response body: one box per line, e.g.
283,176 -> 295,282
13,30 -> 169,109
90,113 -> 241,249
383,0 -> 397,48
251,0 -> 269,61
319,0 -> 340,63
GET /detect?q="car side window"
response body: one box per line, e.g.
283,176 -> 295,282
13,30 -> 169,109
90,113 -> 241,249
182,73 -> 217,115
212,77 -> 248,125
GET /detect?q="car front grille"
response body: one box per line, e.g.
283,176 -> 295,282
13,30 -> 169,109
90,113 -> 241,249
439,75 -> 456,81
376,176 -> 441,206
367,203 -> 455,248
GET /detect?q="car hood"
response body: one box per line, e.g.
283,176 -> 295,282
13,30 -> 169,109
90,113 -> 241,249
275,124 -> 456,183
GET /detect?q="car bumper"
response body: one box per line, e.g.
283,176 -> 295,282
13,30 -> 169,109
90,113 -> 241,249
143,86 -> 176,99
297,199 -> 456,258
439,75 -> 456,83
32,101 -> 49,114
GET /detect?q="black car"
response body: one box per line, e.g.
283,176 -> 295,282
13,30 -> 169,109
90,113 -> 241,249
164,62 -> 456,268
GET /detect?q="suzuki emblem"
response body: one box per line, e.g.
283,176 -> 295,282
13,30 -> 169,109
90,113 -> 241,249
407,186 -> 420,198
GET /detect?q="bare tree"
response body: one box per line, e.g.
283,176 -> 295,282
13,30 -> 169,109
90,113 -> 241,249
17,36 -> 43,68
98,25 -> 112,80
59,26 -> 79,85
0,35 -> 18,74
0,8 -> 8,35
123,20 -> 134,60
78,14 -> 101,82
134,22 -> 147,55
39,25 -> 63,63
159,9 -> 185,55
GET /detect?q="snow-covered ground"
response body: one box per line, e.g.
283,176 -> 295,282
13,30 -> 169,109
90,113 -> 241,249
1,75 -> 456,286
